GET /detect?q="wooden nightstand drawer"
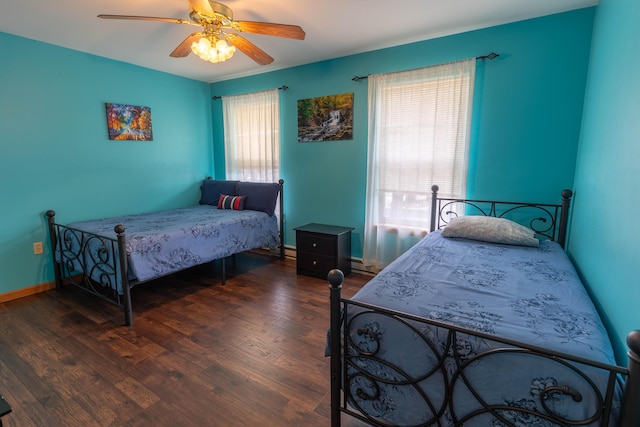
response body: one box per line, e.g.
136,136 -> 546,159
296,233 -> 336,256
294,223 -> 353,279
296,252 -> 336,275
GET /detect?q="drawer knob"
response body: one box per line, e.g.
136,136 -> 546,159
312,243 -> 317,248
313,261 -> 317,265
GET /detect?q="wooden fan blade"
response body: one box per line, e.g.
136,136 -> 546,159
97,14 -> 196,25
232,21 -> 305,40
225,33 -> 274,65
170,33 -> 204,57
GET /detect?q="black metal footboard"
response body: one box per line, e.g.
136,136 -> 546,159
46,211 -> 134,325
328,270 -> 640,427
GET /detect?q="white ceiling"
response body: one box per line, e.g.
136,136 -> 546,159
1,0 -> 598,83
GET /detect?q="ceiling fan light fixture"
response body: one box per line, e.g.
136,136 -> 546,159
99,1 -> 304,66
191,35 -> 236,63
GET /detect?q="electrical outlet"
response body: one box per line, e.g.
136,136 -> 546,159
33,241 -> 44,255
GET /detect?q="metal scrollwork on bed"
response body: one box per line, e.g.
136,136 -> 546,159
331,281 -> 640,427
57,224 -> 123,303
46,214 -> 131,317
429,185 -> 572,247
340,298 -> 627,426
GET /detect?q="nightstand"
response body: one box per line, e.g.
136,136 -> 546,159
294,223 -> 353,279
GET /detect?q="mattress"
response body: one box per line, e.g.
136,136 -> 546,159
61,205 -> 279,288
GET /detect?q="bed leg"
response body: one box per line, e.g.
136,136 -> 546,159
45,210 -> 63,291
123,284 -> 133,326
328,269 -> 344,427
279,179 -> 285,261
619,330 -> 640,427
115,225 -> 133,326
221,257 -> 226,285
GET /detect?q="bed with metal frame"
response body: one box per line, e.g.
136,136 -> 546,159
328,186 -> 640,427
46,179 -> 284,326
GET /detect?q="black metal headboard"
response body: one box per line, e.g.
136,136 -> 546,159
429,185 -> 573,248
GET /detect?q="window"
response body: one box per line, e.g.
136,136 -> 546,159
222,89 -> 280,182
363,59 -> 476,271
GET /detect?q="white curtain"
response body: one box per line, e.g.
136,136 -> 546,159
222,89 -> 280,182
362,59 -> 476,272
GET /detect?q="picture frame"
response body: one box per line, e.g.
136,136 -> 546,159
105,103 -> 153,141
297,92 -> 353,142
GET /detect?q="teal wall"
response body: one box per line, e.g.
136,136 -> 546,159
0,33 -> 214,294
211,8 -> 595,259
569,0 -> 640,363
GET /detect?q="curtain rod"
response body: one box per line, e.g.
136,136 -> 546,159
211,85 -> 288,100
351,52 -> 500,82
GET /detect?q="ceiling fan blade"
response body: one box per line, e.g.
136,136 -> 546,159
225,33 -> 274,65
97,14 -> 196,26
232,21 -> 305,40
170,33 -> 204,57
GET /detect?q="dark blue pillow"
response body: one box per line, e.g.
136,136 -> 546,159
236,182 -> 280,216
199,179 -> 239,205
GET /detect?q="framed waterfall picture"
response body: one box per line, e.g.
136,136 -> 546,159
297,92 -> 353,142
105,103 -> 153,141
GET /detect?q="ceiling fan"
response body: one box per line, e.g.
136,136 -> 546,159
98,0 -> 305,65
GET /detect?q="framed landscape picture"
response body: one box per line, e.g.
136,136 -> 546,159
297,92 -> 353,142
105,103 -> 153,141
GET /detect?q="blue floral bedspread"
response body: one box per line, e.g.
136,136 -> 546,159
67,205 -> 279,284
343,230 -> 622,426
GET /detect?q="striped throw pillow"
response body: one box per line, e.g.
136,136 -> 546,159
217,194 -> 246,210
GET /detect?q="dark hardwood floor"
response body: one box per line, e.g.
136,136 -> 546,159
0,252 -> 372,426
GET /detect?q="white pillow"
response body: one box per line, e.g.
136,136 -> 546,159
441,216 -> 539,247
